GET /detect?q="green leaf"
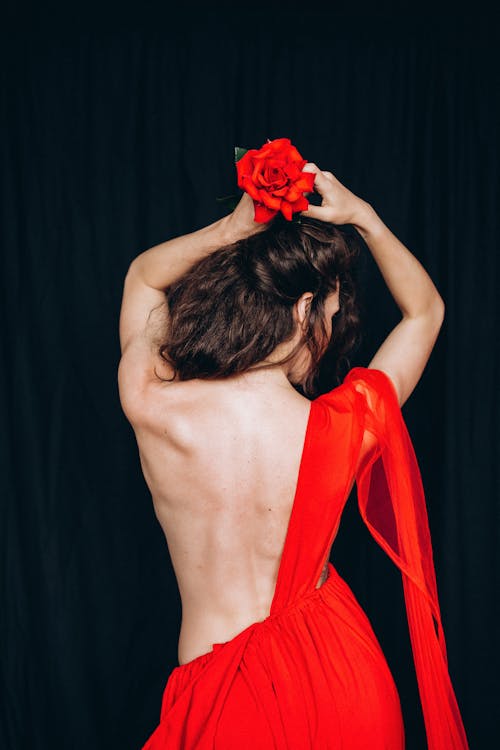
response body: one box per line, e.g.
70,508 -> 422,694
234,146 -> 249,163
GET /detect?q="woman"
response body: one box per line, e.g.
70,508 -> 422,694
118,164 -> 469,748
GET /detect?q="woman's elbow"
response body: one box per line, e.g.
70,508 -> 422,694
430,294 -> 445,324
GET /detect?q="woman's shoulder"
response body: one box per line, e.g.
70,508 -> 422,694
315,367 -> 403,472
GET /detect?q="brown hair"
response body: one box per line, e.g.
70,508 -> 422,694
154,214 -> 362,398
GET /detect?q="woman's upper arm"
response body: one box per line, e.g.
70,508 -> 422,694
118,263 -> 174,422
119,262 -> 167,355
366,306 -> 445,408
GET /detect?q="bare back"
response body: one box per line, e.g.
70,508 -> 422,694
118,170 -> 445,672
129,375 -> 333,666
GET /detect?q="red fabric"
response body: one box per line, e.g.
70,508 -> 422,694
140,366 -> 470,749
347,367 -> 469,748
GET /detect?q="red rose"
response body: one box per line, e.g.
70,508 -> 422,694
235,137 -> 316,223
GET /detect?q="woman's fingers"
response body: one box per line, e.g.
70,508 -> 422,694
302,162 -> 321,174
302,163 -> 332,196
300,163 -> 335,218
300,163 -> 368,224
299,203 -> 328,220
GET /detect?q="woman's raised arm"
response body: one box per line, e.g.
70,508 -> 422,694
353,208 -> 444,407
118,195 -> 273,424
300,164 -> 445,407
119,193 -> 269,356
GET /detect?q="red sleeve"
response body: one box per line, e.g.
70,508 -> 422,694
344,366 -> 470,749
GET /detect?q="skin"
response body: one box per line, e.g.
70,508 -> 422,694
118,164 -> 445,665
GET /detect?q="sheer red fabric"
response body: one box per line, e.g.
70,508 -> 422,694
140,366 -> 470,749
346,367 -> 469,748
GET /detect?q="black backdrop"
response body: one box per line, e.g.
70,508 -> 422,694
1,4 -> 498,749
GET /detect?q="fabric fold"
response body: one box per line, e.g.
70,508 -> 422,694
345,366 -> 469,749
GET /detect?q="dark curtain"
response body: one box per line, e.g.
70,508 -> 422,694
1,5 -> 497,749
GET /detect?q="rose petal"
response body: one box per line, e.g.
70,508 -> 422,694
291,195 -> 309,212
260,163 -> 287,187
252,159 -> 267,185
253,144 -> 274,160
303,171 -> 316,189
280,200 -> 293,221
285,186 -> 302,202
266,157 -> 287,168
266,137 -> 291,152
262,158 -> 287,177
294,172 -> 316,192
259,189 -> 282,210
284,145 -> 305,164
241,176 -> 261,201
236,151 -> 256,188
272,185 -> 289,197
254,202 -> 277,223
284,162 -> 302,180
236,150 -> 257,173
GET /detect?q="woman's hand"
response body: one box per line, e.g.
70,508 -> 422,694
299,163 -> 372,226
221,191 -> 273,244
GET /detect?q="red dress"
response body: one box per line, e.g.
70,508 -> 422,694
141,367 -> 470,749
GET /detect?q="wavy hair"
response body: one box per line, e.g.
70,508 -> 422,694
153,214 -> 362,398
